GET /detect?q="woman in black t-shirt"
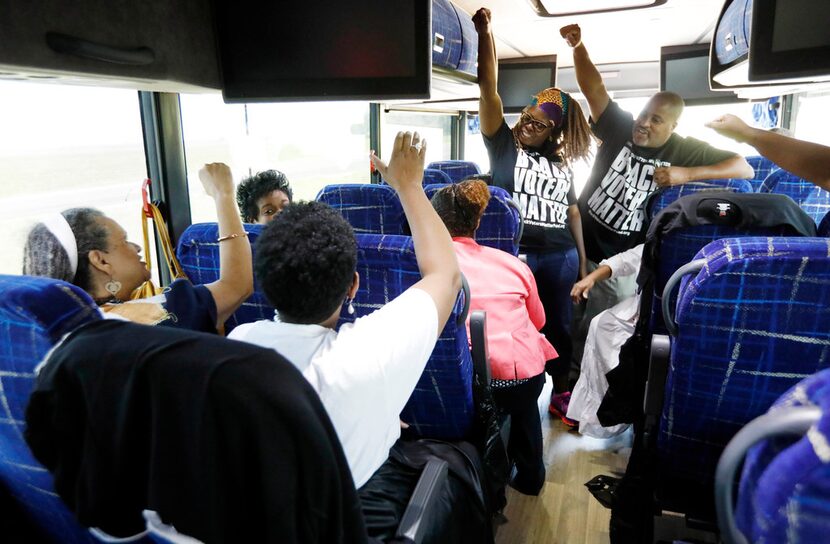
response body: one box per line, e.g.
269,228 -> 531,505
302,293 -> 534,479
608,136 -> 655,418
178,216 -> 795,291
474,7 -> 594,425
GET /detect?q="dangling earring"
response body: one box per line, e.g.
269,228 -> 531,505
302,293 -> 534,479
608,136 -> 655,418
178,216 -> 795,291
345,297 -> 355,315
105,278 -> 122,298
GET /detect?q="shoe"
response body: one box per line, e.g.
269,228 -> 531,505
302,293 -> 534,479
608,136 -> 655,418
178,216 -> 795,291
549,391 -> 577,427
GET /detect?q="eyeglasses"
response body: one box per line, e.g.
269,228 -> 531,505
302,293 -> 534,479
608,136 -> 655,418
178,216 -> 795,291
519,112 -> 553,133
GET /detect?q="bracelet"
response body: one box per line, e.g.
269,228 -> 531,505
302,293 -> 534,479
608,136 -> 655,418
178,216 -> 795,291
217,232 -> 248,242
571,39 -> 582,49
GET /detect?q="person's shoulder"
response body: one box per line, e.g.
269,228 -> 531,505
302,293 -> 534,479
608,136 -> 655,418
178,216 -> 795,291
483,119 -> 512,142
592,100 -> 632,136
477,244 -> 532,276
228,319 -> 264,340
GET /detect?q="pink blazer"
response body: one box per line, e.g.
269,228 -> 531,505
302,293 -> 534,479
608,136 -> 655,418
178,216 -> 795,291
453,237 -> 557,380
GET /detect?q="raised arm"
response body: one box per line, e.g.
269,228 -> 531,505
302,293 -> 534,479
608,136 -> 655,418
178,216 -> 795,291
473,7 -> 505,138
653,155 -> 754,187
199,163 -> 254,328
371,133 -> 462,335
707,114 -> 830,190
560,24 -> 610,122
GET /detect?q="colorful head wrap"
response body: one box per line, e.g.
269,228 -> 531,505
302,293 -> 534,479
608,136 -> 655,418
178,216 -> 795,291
530,87 -> 570,128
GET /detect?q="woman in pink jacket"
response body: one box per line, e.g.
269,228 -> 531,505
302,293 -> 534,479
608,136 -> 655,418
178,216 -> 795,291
432,177 -> 557,496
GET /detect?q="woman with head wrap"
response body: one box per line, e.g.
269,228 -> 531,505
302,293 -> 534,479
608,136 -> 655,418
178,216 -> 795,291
22,163 -> 253,333
473,7 -> 594,426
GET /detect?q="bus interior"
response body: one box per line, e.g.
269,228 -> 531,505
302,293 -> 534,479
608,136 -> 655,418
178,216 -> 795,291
1,0 -> 830,542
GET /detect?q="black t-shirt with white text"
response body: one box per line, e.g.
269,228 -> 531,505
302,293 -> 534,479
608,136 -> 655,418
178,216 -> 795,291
483,121 -> 577,252
578,101 -> 736,262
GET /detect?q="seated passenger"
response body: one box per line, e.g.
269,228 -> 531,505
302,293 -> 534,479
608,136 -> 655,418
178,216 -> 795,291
22,163 -> 252,333
236,169 -> 293,224
430,177 -> 557,496
707,113 -> 830,190
228,132 -> 462,488
566,244 -> 643,439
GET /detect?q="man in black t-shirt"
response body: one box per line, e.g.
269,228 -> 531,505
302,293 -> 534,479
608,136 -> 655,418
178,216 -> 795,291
560,23 -> 754,376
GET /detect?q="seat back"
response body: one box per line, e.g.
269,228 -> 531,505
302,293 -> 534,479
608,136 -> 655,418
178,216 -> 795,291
760,169 -> 830,224
338,234 -> 474,439
647,186 -> 784,335
176,223 -> 274,333
0,274 -> 101,543
426,160 -> 482,183
646,179 -> 754,221
424,184 -> 523,256
651,223 -> 792,334
379,168 -> 453,187
422,168 -> 453,186
744,155 -> 778,192
732,369 -> 830,543
658,237 -> 830,488
316,184 -> 407,235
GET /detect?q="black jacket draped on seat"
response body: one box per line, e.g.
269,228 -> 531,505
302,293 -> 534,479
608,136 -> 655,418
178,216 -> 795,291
25,320 -> 367,544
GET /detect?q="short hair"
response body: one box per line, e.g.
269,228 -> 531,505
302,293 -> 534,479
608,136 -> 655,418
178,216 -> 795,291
651,91 -> 685,121
236,170 -> 293,223
254,201 -> 357,324
22,208 -> 108,293
431,176 -> 491,238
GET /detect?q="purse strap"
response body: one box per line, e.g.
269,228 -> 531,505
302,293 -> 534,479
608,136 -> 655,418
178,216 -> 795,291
141,179 -> 187,281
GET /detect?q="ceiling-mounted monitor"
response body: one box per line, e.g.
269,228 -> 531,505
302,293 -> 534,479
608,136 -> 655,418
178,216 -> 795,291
661,44 -> 739,104
497,57 -> 557,114
214,0 -> 431,103
710,0 -> 830,92
749,0 -> 830,81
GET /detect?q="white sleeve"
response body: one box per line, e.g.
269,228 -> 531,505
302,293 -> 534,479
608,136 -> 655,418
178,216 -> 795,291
308,287 -> 440,416
599,243 -> 644,279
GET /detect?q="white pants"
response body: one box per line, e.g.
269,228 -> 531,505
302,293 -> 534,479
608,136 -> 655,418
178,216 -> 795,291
567,295 -> 640,439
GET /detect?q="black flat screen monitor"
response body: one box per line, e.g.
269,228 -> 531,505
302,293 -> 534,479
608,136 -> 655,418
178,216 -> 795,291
661,44 -> 739,104
496,60 -> 556,114
749,0 -> 830,81
214,0 -> 431,103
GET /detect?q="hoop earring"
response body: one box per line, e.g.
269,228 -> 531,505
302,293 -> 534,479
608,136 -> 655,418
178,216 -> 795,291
105,279 -> 122,297
345,297 -> 355,315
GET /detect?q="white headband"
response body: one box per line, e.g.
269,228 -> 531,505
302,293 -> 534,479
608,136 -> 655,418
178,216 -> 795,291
41,213 -> 78,279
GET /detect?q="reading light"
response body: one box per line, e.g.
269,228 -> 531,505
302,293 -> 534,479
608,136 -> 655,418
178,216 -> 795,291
527,0 -> 666,17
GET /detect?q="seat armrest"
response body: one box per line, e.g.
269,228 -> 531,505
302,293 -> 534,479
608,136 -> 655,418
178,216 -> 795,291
395,459 -> 450,544
661,259 -> 706,336
643,334 -> 671,442
469,310 -> 490,385
714,407 -> 820,544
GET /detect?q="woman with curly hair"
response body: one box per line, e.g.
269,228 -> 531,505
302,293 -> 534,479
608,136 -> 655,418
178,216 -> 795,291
474,7 -> 595,426
432,176 -> 557,495
236,169 -> 293,224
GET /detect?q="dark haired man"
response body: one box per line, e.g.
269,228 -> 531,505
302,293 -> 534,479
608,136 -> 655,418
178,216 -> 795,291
235,169 -> 293,224
560,23 -> 754,376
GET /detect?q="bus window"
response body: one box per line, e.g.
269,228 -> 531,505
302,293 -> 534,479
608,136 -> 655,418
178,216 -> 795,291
793,90 -> 830,146
675,101 -> 757,157
180,95 -> 370,223
463,114 -> 490,174
380,110 -> 453,167
0,81 -> 151,279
